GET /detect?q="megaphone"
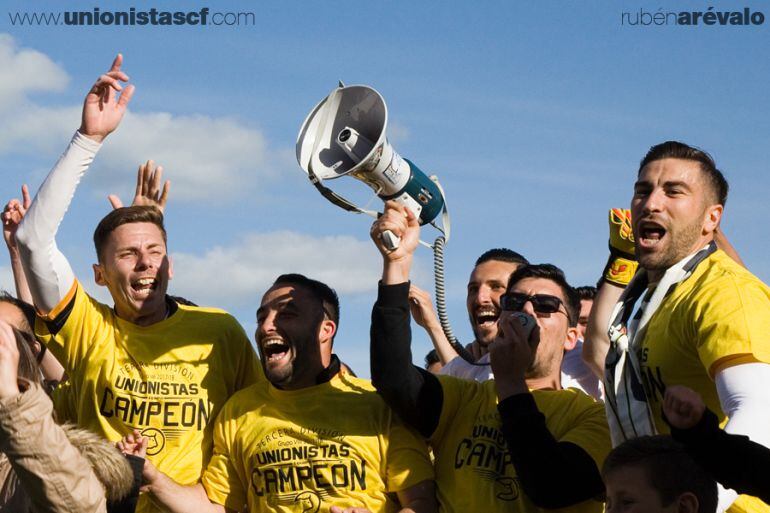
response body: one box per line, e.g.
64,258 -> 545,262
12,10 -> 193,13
296,84 -> 447,248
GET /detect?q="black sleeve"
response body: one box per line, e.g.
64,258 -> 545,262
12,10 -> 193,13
107,454 -> 144,513
498,394 -> 605,508
370,281 -> 443,438
670,408 -> 770,504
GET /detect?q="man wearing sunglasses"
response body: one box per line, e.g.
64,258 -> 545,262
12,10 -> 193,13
370,201 -> 610,513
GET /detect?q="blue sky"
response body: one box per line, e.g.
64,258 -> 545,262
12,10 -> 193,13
2,0 -> 769,376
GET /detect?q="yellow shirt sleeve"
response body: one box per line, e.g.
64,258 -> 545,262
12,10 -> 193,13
35,280 -> 107,374
201,399 -> 247,510
384,411 -> 434,492
431,375 -> 479,446
691,273 -> 770,375
557,395 -> 612,469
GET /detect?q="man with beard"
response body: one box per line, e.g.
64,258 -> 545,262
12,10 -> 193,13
408,249 -> 528,381
141,274 -> 436,513
369,202 -> 610,513
584,142 -> 770,513
14,55 -> 261,513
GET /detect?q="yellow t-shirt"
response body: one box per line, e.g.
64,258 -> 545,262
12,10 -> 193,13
202,373 -> 434,513
36,280 -> 263,513
636,250 -> 770,513
431,376 -> 610,513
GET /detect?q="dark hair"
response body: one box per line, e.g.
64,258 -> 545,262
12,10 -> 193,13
575,285 -> 597,301
475,248 -> 529,267
13,327 -> 43,386
424,349 -> 440,369
603,436 -> 717,513
506,264 -> 579,327
93,206 -> 167,262
272,274 -> 340,341
0,291 -> 36,332
638,141 -> 728,206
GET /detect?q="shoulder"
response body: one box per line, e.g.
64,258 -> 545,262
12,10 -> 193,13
219,382 -> 266,420
677,251 -> 770,309
533,388 -> 604,418
174,304 -> 249,336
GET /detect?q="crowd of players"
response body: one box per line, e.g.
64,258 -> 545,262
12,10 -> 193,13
1,55 -> 770,513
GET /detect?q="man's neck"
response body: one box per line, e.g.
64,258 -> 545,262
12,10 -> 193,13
525,373 -> 561,391
115,297 -> 174,327
470,340 -> 488,360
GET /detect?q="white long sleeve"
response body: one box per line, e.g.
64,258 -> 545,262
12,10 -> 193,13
15,131 -> 102,314
713,362 -> 770,512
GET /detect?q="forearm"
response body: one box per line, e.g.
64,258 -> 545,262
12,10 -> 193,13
582,282 -> 623,378
371,281 -> 442,438
423,322 -> 458,364
146,477 -> 222,513
671,408 -> 770,504
39,349 -> 67,383
498,394 -> 604,507
16,132 -> 100,314
8,246 -> 33,304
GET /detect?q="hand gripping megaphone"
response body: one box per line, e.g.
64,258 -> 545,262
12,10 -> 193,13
296,83 -> 461,350
296,83 -> 449,249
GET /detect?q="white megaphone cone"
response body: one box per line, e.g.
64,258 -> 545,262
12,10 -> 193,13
296,84 -> 446,249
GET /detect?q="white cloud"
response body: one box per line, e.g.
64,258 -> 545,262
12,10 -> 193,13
0,34 -> 69,112
169,231 -> 429,308
0,34 -> 275,202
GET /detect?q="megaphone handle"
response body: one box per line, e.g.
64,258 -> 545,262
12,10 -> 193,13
381,230 -> 401,251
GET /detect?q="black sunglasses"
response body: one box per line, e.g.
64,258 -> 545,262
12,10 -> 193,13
500,292 -> 569,319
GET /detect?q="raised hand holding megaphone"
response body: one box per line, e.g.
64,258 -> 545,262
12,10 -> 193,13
371,200 -> 420,260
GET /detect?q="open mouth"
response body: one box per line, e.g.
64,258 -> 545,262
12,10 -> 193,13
262,337 -> 291,363
131,277 -> 158,296
474,308 -> 500,329
638,221 -> 667,248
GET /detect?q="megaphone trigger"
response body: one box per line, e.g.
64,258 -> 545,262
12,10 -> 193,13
380,230 -> 401,251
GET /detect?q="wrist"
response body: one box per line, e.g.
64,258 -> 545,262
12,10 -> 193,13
77,127 -> 106,144
382,257 -> 413,285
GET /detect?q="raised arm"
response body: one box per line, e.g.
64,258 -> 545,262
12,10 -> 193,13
583,208 -> 636,378
370,201 -> 443,438
3,185 -> 33,303
108,159 -> 171,212
408,284 -> 459,365
15,54 -> 134,315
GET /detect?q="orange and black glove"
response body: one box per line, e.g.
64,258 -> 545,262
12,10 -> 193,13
601,208 -> 638,287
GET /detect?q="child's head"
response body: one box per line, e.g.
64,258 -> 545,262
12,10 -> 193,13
602,436 -> 717,513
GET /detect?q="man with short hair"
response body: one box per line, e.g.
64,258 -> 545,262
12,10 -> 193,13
408,248 -> 528,381
141,273 -> 437,513
584,141 -> 770,512
602,436 -> 717,513
15,55 -> 261,513
369,202 -> 610,512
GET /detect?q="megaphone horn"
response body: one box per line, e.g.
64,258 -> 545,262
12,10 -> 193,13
296,85 -> 446,244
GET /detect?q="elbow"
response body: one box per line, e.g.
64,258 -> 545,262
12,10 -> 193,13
14,219 -> 32,251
